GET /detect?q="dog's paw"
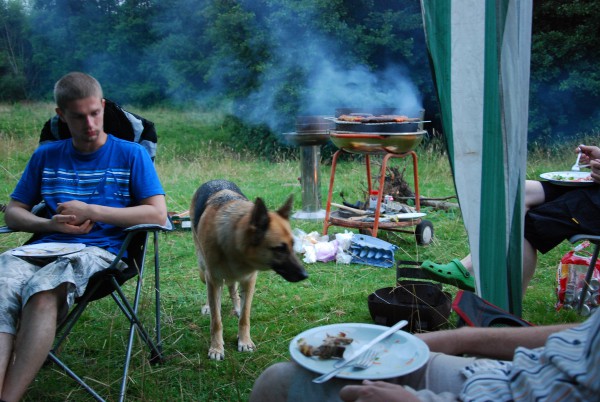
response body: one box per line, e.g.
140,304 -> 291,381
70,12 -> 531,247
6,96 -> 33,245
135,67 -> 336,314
208,347 -> 225,360
238,340 -> 256,353
201,305 -> 211,315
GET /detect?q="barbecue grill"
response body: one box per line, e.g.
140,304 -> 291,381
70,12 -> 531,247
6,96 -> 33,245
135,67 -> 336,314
322,109 -> 433,243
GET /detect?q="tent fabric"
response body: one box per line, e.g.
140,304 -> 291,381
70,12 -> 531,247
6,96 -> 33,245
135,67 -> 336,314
420,0 -> 532,314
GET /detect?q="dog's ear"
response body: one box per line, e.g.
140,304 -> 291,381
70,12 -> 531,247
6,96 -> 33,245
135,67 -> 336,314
250,197 -> 270,246
276,195 -> 294,220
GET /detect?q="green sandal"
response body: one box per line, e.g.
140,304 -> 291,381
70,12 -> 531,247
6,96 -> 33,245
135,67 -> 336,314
420,259 -> 476,291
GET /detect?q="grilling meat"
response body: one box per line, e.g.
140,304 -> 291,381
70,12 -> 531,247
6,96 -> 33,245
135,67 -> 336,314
337,114 -> 419,123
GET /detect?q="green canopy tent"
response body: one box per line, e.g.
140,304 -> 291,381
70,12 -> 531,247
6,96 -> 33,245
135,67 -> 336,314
420,0 -> 532,315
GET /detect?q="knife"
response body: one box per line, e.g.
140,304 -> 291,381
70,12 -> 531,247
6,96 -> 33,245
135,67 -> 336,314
333,320 -> 408,368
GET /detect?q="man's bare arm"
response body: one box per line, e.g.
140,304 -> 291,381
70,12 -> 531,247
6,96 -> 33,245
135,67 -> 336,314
55,195 -> 167,228
5,194 -> 167,234
417,323 -> 576,360
5,199 -> 93,234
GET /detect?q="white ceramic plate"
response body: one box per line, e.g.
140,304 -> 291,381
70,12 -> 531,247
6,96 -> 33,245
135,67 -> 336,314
11,242 -> 86,258
540,171 -> 595,187
289,323 -> 429,380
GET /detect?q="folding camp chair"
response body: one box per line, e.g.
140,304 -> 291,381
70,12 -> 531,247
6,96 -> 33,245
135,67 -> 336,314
47,222 -> 170,401
1,101 -> 171,401
569,234 -> 600,315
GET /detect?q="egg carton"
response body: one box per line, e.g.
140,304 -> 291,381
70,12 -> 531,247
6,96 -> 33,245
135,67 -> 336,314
349,234 -> 398,268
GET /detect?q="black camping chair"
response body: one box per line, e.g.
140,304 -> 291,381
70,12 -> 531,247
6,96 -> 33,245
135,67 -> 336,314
1,102 -> 171,401
569,234 -> 600,315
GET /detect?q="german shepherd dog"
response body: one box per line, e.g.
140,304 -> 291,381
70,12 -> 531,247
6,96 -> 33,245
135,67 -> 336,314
190,180 -> 308,360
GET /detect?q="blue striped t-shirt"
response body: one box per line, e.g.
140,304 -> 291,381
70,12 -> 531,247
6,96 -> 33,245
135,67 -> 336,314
11,135 -> 164,255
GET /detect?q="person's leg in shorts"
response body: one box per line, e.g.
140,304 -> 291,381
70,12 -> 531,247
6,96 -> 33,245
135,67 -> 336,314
249,353 -> 477,402
0,247 -> 123,401
524,183 -> 600,288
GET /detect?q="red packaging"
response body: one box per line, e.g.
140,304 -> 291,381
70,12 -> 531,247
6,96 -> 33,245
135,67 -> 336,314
556,241 -> 600,311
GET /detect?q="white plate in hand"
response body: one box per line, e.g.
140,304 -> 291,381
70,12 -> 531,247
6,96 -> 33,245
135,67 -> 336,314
540,171 -> 595,187
11,242 -> 86,258
289,323 -> 429,380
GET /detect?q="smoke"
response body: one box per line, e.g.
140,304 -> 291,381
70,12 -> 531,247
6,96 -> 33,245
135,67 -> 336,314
218,4 -> 423,133
237,56 -> 424,132
303,60 -> 423,116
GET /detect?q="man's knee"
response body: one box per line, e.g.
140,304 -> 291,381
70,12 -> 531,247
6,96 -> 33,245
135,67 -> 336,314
25,283 -> 68,312
525,180 -> 545,210
250,362 -> 297,402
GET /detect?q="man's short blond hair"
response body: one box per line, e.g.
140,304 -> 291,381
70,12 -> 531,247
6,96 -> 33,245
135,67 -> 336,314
54,72 -> 103,110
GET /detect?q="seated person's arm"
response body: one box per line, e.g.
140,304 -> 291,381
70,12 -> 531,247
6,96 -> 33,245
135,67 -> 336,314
55,194 -> 167,228
5,195 -> 167,233
5,199 -> 94,234
417,323 -> 575,360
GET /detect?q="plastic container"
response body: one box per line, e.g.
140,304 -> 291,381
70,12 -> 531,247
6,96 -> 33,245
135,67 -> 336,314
349,234 -> 397,268
369,191 -> 379,210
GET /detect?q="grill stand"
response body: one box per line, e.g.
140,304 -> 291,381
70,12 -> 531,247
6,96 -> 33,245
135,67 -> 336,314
293,144 -> 326,220
323,150 -> 422,238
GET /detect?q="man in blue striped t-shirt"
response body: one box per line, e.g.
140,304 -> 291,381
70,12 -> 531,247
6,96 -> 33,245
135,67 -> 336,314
1,72 -> 167,401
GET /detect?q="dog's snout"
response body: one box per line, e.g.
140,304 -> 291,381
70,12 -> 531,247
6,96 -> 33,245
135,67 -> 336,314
272,260 -> 308,282
287,268 -> 309,282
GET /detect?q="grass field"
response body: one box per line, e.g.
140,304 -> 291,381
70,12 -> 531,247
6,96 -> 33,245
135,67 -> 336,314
0,102 -> 592,401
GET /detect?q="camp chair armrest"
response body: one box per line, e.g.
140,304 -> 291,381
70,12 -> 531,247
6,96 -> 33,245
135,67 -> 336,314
0,221 -> 173,236
123,220 -> 173,233
569,234 -> 600,244
110,220 -> 172,264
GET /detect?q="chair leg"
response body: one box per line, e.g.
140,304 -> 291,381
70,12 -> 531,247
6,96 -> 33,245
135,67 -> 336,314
47,352 -> 106,402
577,243 -> 600,314
110,279 -> 163,401
153,230 -> 163,363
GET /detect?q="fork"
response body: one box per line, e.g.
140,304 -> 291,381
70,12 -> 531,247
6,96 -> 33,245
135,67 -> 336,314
571,150 -> 582,171
312,349 -> 378,384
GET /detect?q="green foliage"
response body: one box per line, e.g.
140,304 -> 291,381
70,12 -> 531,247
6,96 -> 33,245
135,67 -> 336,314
529,0 -> 600,140
0,1 -> 598,143
0,0 -> 29,100
225,114 -> 295,162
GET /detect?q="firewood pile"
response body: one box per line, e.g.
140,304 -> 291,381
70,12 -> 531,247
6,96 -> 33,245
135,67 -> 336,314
381,166 -> 458,211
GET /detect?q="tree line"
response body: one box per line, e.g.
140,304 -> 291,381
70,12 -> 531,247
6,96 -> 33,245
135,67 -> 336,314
1,0 -> 598,141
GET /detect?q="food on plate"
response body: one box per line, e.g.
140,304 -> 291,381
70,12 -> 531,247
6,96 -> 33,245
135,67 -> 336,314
550,173 -> 593,182
297,332 -> 354,359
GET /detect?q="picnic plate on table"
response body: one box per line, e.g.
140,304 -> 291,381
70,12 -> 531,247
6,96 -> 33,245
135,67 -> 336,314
11,242 -> 86,258
540,171 -> 595,187
289,323 -> 429,380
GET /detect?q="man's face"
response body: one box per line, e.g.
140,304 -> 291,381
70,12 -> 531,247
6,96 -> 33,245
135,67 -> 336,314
56,97 -> 106,151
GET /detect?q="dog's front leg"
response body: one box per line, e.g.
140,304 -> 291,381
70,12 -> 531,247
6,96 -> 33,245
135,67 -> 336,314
206,280 -> 225,360
237,273 -> 257,352
228,283 -> 241,317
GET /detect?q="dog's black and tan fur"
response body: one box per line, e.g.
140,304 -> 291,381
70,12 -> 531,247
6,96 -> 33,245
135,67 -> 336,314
190,180 -> 308,360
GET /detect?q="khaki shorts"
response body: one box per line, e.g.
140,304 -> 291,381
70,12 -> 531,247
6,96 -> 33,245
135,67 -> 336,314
0,246 -> 125,335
